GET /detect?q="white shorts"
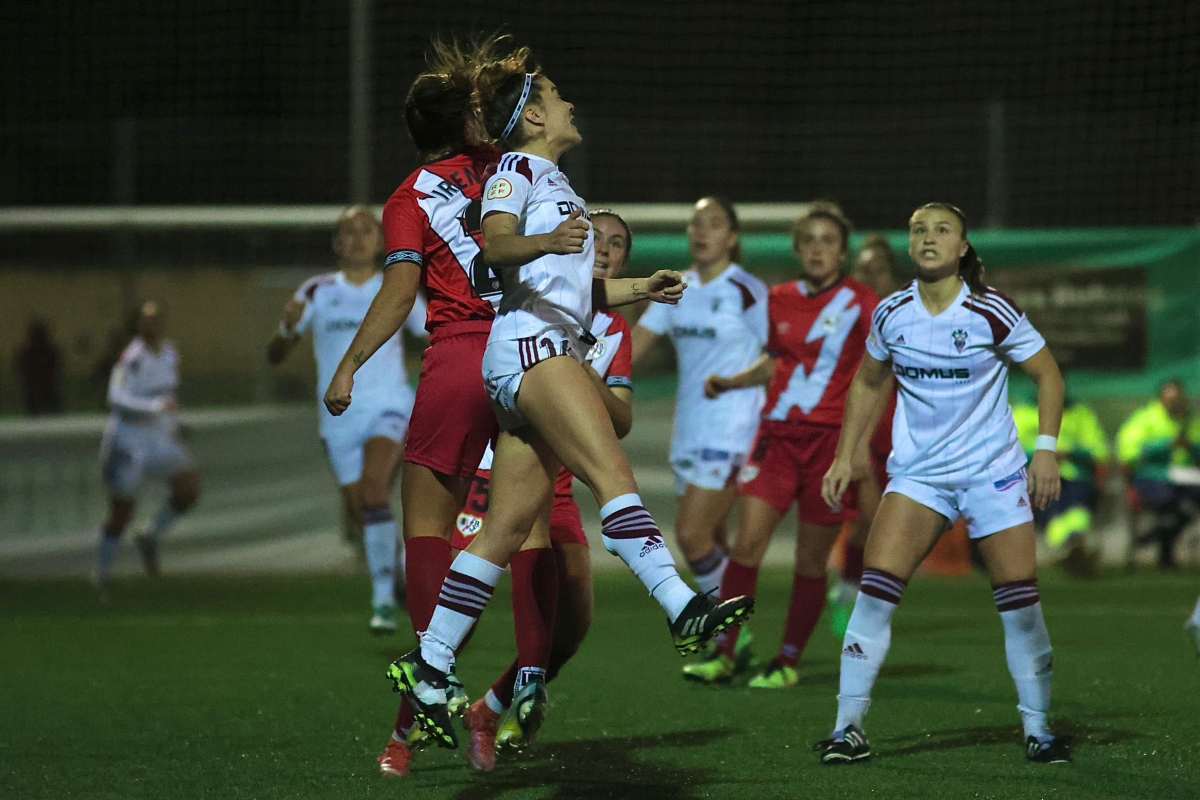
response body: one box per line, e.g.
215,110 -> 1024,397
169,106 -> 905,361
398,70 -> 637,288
671,448 -> 746,495
885,466 -> 1034,539
321,408 -> 409,486
482,310 -> 591,431
100,422 -> 194,498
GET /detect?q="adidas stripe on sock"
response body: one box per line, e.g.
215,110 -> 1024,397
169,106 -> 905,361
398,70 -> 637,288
994,579 -> 1053,741
834,569 -> 906,735
420,551 -> 503,673
600,493 -> 695,621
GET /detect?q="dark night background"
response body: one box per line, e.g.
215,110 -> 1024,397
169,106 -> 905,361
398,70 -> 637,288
2,1 -> 1198,228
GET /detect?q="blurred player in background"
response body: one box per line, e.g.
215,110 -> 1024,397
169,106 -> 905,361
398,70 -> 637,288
693,207 -> 877,689
268,205 -> 426,634
1116,379 -> 1200,569
818,202 -> 1069,765
458,209 -> 636,769
321,38 -> 502,778
1013,386 -> 1108,576
95,301 -> 200,596
826,234 -> 904,637
633,196 -> 768,598
388,43 -> 752,751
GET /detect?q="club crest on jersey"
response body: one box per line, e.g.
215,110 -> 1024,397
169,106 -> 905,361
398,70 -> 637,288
486,178 -> 513,200
952,328 -> 968,352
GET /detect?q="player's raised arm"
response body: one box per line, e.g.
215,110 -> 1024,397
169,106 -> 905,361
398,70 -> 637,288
593,270 -> 686,310
266,298 -> 306,365
325,264 -> 420,415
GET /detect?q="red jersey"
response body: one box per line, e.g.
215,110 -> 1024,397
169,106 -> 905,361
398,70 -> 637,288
382,147 -> 501,331
761,277 -> 877,432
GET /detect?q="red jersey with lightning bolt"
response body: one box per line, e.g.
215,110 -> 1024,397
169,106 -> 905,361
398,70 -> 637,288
381,146 -> 501,331
761,277 -> 878,432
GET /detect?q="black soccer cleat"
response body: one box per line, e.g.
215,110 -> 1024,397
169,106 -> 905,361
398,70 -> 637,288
815,725 -> 872,765
385,649 -> 458,749
669,593 -> 755,656
1026,735 -> 1072,764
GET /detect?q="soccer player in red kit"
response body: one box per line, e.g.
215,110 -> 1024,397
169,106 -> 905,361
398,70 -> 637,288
694,208 -> 879,688
322,39 -> 502,778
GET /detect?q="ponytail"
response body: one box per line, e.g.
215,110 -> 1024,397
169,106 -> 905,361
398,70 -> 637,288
959,242 -> 987,295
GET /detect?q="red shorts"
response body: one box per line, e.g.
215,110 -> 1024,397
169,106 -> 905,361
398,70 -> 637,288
737,423 -> 857,526
450,472 -> 586,549
404,323 -> 498,479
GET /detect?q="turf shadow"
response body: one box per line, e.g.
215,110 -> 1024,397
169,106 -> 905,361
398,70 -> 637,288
878,716 -> 1142,757
420,727 -> 736,800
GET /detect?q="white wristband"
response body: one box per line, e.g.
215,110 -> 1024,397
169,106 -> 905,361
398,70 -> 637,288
1035,435 -> 1057,453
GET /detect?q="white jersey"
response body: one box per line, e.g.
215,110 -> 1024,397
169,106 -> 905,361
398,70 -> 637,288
294,271 -> 426,435
482,151 -> 594,334
867,280 -> 1046,486
106,337 -> 180,432
638,264 -> 769,459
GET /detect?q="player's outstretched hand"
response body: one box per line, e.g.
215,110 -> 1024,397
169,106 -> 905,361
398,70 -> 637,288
645,269 -> 687,305
704,375 -> 735,399
324,368 -> 354,416
545,209 -> 589,255
1027,449 -> 1061,510
821,457 -> 853,510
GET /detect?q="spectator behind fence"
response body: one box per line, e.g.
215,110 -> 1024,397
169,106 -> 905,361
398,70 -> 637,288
1013,389 -> 1109,576
15,319 -> 64,416
1117,379 -> 1200,569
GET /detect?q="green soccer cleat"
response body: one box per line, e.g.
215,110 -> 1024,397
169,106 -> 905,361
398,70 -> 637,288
446,671 -> 470,718
369,605 -> 399,635
748,659 -> 799,689
385,649 -> 458,749
681,651 -> 737,685
494,678 -> 549,752
669,593 -> 755,656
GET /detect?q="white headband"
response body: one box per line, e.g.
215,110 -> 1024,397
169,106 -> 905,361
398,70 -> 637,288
501,73 -> 534,141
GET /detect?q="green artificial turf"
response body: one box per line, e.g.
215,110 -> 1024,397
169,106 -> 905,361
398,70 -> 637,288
2,569 -> 1198,799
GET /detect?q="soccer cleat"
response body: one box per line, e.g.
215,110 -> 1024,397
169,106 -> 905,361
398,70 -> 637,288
133,533 -> 160,577
385,649 -> 458,748
747,659 -> 799,689
669,593 -> 755,656
446,671 -> 470,718
369,605 -> 399,635
828,580 -> 855,639
681,651 -> 737,685
815,725 -> 872,765
1184,618 -> 1200,658
376,737 -> 413,778
463,698 -> 499,772
495,678 -> 549,752
1025,735 -> 1072,764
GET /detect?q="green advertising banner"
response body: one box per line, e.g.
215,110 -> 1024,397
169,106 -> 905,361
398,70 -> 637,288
628,228 -> 1200,400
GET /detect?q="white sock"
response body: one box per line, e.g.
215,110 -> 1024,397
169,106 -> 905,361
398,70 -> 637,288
834,569 -> 906,735
363,507 -> 398,608
420,551 -> 504,673
688,547 -> 728,597
484,688 -> 507,715
600,493 -> 695,621
144,504 -> 180,541
994,582 -> 1053,742
97,528 -> 120,582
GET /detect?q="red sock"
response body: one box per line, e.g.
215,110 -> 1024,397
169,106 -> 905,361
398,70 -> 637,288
392,698 -> 415,740
718,559 -> 760,657
841,542 -> 865,584
778,573 -> 827,667
510,547 -> 559,683
404,536 -> 452,634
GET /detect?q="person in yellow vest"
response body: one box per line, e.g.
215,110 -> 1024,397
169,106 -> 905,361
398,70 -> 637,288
1117,379 -> 1200,569
1013,390 -> 1109,576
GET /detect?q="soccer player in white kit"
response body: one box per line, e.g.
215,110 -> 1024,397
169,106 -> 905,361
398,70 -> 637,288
633,196 -> 769,598
268,206 -> 426,633
387,43 -> 753,750
95,301 -> 200,595
819,203 -> 1071,765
